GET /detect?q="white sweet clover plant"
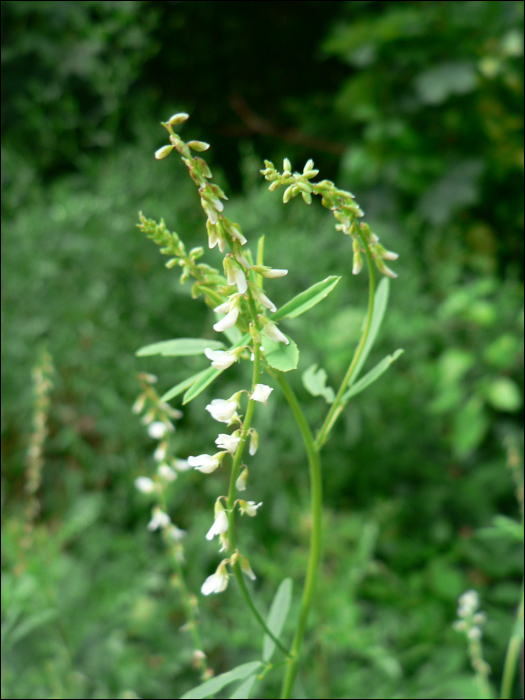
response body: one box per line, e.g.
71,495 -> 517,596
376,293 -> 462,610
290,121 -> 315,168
133,112 -> 404,699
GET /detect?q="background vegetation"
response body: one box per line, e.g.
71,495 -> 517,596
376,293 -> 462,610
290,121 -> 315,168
2,2 -> 523,698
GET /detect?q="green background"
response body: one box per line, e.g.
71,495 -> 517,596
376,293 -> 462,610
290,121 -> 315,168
2,2 -> 523,698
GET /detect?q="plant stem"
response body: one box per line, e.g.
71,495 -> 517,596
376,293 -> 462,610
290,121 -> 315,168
274,372 -> 323,699
315,238 -> 376,449
500,579 -> 524,699
224,311 -> 292,659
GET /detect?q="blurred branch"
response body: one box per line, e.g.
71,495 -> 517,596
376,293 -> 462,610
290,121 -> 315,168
219,93 -> 346,156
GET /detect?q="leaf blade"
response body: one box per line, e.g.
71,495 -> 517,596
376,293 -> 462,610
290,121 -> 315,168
136,338 -> 225,357
348,277 -> 390,386
229,675 -> 258,699
263,336 -> 299,373
302,364 -> 335,403
263,578 -> 293,662
181,661 -> 262,699
272,276 -> 341,321
342,349 -> 404,401
160,369 -> 209,403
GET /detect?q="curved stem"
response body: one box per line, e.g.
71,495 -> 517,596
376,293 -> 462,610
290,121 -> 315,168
315,239 -> 376,449
274,372 -> 323,699
500,579 -> 524,699
224,303 -> 292,659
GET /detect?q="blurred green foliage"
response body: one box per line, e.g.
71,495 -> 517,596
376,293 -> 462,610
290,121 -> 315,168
1,1 -> 523,698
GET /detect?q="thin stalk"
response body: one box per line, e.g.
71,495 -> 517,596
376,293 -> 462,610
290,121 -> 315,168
224,302 -> 292,659
275,373 -> 323,699
157,489 -> 210,678
500,579 -> 524,699
315,239 -> 376,449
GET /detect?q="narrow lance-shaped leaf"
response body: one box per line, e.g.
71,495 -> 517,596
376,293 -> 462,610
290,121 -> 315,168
136,338 -> 225,357
272,276 -> 341,321
229,675 -> 258,699
160,369 -> 210,403
347,277 -> 390,387
180,661 -> 262,699
342,349 -> 404,401
263,578 -> 293,662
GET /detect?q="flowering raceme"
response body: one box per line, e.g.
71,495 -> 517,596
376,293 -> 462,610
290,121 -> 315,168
133,114 -> 406,697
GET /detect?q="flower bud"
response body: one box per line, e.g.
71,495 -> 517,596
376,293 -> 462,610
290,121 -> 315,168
155,145 -> 174,160
236,466 -> 249,491
168,112 -> 190,125
187,140 -> 210,152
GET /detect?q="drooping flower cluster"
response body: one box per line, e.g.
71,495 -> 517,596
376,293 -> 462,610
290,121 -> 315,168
133,372 -> 190,545
261,158 -> 399,279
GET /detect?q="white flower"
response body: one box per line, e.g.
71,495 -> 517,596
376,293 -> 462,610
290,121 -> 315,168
153,442 -> 168,462
206,507 -> 229,541
263,321 -> 289,345
249,429 -> 259,455
251,384 -> 273,405
468,627 -> 482,641
147,506 -> 171,531
457,590 -> 479,617
173,458 -> 191,472
167,524 -> 186,541
204,348 -> 238,370
201,561 -> 230,595
238,500 -> 263,517
224,257 -> 248,294
135,476 -> 156,494
158,464 -> 177,482
148,421 -> 169,439
188,453 -> 224,474
252,266 -> 288,278
215,433 -> 241,453
218,533 -> 230,552
213,297 -> 240,333
252,287 -> 277,313
235,466 -> 248,491
241,556 -> 256,580
206,397 -> 240,423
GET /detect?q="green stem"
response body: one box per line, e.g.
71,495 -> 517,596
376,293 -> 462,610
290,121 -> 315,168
274,373 -> 323,699
224,317 -> 292,659
500,579 -> 524,699
315,238 -> 376,449
157,490 -> 210,679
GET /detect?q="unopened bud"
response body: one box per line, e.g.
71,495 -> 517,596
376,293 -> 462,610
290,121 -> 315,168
187,140 -> 210,152
168,112 -> 190,126
155,145 -> 174,160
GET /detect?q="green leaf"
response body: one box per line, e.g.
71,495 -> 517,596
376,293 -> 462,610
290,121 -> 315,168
229,675 -> 258,699
342,349 -> 404,401
272,276 -> 341,321
263,578 -> 293,662
302,364 -> 335,403
491,515 -> 523,541
160,369 -> 209,403
179,332 -> 251,405
349,277 -> 390,385
136,338 -> 225,357
484,377 -> 522,412
263,336 -> 299,372
181,661 -> 262,699
182,366 -> 224,405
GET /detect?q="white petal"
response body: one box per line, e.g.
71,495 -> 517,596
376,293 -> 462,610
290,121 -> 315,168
251,384 -> 273,404
135,476 -> 155,494
213,305 -> 240,332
